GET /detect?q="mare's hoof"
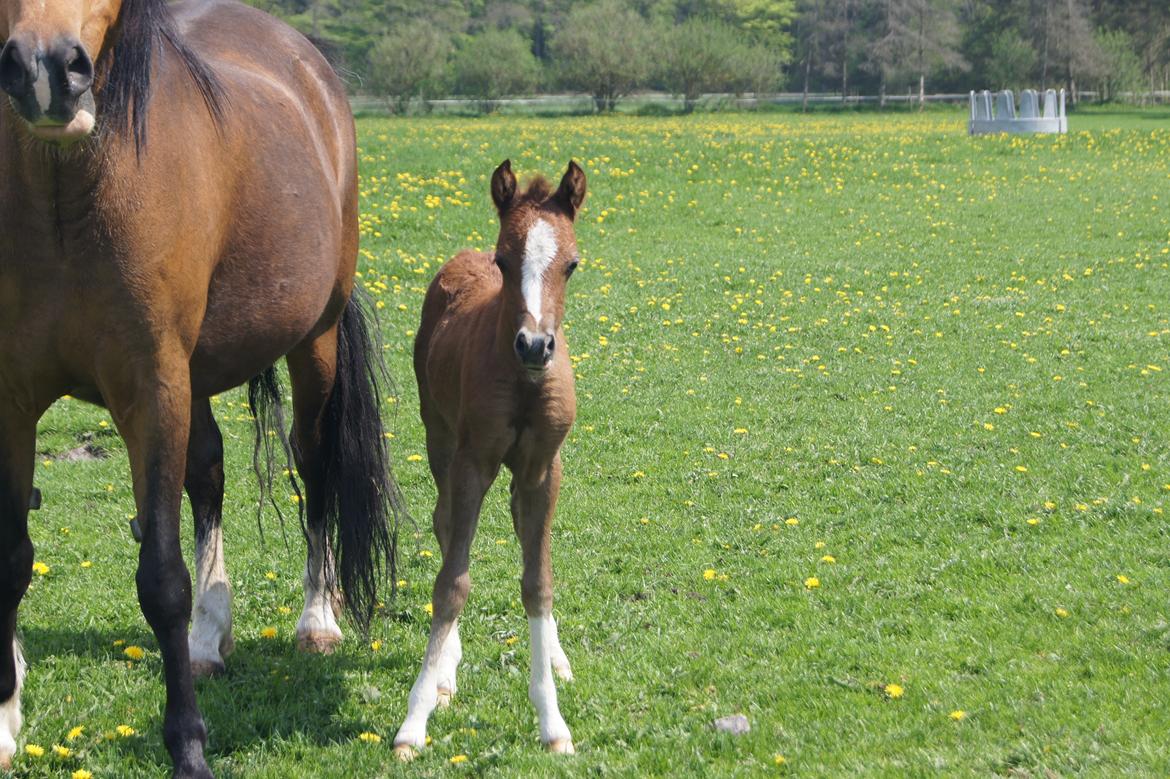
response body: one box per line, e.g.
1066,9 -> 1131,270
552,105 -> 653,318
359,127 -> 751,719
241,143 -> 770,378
393,743 -> 418,762
546,739 -> 575,754
1,753 -> 12,771
172,760 -> 214,779
190,659 -> 226,678
297,632 -> 342,654
436,688 -> 453,708
553,662 -> 574,682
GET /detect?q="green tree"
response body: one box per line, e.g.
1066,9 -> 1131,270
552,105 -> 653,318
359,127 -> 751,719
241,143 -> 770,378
368,20 -> 453,112
551,0 -> 654,111
985,28 -> 1035,92
659,18 -> 745,111
451,28 -> 541,112
1093,29 -> 1144,102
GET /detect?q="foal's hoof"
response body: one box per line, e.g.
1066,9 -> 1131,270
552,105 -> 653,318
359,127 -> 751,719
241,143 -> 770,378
190,659 -> 226,678
553,662 -> 574,682
393,743 -> 418,762
546,738 -> 575,754
0,753 -> 12,771
436,687 -> 454,708
297,632 -> 342,654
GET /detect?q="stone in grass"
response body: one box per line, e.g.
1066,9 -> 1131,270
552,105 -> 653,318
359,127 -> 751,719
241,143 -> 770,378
713,714 -> 750,735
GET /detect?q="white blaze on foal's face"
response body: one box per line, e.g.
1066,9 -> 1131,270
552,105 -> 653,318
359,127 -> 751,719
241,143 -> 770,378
521,219 -> 558,325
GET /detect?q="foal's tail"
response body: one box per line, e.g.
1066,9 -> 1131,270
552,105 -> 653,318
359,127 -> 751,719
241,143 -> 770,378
318,291 -> 408,632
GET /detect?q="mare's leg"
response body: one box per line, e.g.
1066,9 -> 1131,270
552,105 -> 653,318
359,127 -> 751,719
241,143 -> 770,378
394,450 -> 493,759
287,331 -> 344,653
186,400 -> 233,677
111,354 -> 210,778
512,454 -> 574,753
0,412 -> 34,770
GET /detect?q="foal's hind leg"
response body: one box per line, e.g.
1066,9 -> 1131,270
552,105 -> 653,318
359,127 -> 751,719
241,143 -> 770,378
394,452 -> 492,759
287,334 -> 344,653
0,412 -> 35,770
186,400 -> 234,677
425,425 -> 461,707
512,454 -> 574,754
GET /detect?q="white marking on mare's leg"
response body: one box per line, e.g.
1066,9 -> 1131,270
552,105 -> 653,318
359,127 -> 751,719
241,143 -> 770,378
0,639 -> 25,770
529,615 -> 573,753
435,620 -> 461,707
549,616 -> 573,681
188,525 -> 233,676
296,531 -> 343,653
521,219 -> 558,322
394,619 -> 456,757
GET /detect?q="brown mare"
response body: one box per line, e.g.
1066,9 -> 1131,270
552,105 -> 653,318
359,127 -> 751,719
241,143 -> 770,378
394,160 -> 587,758
0,0 -> 402,776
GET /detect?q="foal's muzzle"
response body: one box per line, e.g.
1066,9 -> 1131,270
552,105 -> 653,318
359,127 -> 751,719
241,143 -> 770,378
515,330 -> 555,372
0,36 -> 96,141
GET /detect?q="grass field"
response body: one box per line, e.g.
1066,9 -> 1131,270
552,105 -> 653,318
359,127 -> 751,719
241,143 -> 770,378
10,108 -> 1170,777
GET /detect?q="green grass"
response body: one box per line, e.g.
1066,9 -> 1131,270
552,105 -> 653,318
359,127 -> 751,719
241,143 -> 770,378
11,108 -> 1170,777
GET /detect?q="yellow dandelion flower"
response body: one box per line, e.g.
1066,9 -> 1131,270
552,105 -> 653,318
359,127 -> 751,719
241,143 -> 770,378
949,710 -> 966,721
115,725 -> 136,737
260,627 -> 277,639
450,754 -> 468,764
80,561 -> 92,568
265,571 -> 277,581
820,555 -> 836,564
53,744 -> 71,758
1116,574 -> 1130,585
703,569 -> 716,581
67,726 -> 84,741
773,753 -> 786,765
804,577 -> 820,589
358,732 -> 381,744
32,562 -> 49,575
884,683 -> 904,699
424,602 -> 434,616
1026,518 -> 1040,526
785,517 -> 799,526
406,454 -> 423,462
123,645 -> 145,661
72,770 -> 93,779
1055,607 -> 1070,618
25,744 -> 45,757
370,640 -> 383,652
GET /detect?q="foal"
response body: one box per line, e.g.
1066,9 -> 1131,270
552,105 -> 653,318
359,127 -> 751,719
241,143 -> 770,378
394,161 -> 587,757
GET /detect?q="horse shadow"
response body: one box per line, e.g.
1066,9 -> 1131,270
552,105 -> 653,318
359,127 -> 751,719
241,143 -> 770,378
21,622 -> 416,769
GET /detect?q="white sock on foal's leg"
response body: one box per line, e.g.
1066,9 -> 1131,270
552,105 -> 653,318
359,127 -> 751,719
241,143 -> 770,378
0,639 -> 25,770
394,622 -> 454,758
435,620 -> 461,707
296,532 -> 343,653
529,615 -> 573,753
188,525 -> 233,676
548,616 -> 573,681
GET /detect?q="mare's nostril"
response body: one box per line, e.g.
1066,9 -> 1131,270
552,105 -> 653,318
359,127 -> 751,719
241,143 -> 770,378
63,43 -> 93,96
0,41 -> 33,100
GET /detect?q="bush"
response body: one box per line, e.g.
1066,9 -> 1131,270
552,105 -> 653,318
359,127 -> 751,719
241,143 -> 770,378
450,28 -> 541,112
551,0 -> 653,112
367,20 -> 452,112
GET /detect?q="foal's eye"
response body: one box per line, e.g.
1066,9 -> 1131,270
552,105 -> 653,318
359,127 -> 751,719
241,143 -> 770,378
494,254 -> 506,272
566,259 -> 580,276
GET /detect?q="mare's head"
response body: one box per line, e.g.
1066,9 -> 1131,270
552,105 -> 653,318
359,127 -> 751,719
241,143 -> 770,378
0,0 -> 115,141
491,159 -> 587,377
0,0 -> 216,146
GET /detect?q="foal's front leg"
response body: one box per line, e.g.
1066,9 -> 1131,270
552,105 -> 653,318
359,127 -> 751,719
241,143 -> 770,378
512,454 -> 574,753
394,453 -> 492,760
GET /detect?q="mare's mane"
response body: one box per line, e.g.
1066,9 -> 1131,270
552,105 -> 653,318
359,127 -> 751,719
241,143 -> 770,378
102,0 -> 224,151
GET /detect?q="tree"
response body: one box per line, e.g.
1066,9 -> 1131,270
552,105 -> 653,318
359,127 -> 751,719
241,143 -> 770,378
450,28 -> 541,112
985,28 -> 1035,92
868,0 -> 965,108
1093,28 -> 1144,102
550,0 -> 654,111
659,18 -> 746,111
368,20 -> 452,111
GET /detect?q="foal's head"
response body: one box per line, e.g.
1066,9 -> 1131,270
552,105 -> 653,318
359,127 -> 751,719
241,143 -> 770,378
490,159 -> 587,376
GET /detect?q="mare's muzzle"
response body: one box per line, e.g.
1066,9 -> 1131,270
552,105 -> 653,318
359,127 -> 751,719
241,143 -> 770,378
0,36 -> 95,135
515,330 -> 555,371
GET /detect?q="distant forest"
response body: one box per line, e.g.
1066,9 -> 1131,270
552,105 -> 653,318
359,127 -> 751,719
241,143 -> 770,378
241,0 -> 1170,109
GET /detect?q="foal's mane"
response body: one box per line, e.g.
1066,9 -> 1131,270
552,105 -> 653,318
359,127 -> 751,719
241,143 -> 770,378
518,176 -> 553,206
102,0 -> 224,152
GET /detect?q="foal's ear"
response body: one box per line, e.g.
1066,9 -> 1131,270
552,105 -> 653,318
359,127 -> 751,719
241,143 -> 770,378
555,160 -> 587,218
491,159 -> 517,214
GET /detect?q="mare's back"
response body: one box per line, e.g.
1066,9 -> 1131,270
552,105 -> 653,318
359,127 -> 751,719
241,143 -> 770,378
171,0 -> 354,188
